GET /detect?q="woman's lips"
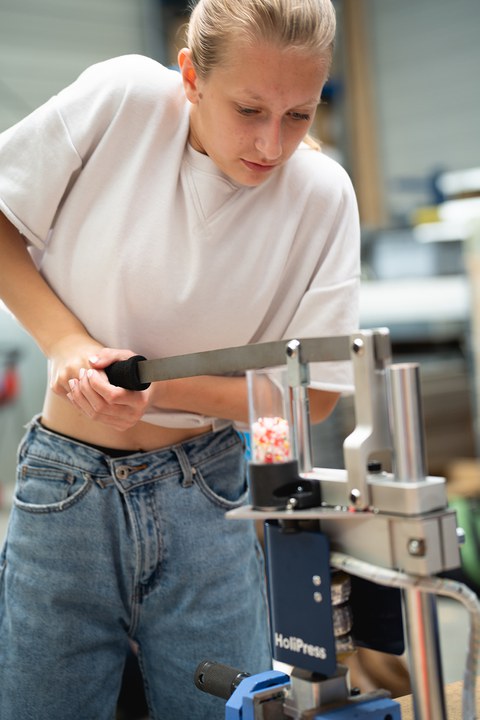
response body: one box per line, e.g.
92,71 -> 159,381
241,159 -> 277,173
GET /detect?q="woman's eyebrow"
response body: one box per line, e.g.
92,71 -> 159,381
237,90 -> 321,106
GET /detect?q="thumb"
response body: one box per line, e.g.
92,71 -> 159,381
88,348 -> 136,369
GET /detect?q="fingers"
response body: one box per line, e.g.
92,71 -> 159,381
49,345 -> 137,397
66,367 -> 148,431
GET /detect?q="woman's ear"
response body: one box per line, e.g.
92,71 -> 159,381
178,48 -> 201,103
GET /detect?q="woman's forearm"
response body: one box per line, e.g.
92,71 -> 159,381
154,374 -> 339,425
155,375 -> 250,424
0,212 -> 89,357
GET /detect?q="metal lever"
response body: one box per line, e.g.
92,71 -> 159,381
286,339 -> 313,473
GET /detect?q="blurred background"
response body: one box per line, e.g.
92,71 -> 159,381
1,0 -> 480,706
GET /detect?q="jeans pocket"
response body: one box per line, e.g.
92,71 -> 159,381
194,441 -> 249,510
14,460 -> 92,514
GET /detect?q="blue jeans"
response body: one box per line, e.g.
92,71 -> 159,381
0,418 -> 271,719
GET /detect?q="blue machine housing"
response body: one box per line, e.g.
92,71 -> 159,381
224,670 -> 402,719
225,671 -> 290,720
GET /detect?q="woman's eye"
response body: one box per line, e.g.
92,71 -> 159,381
290,112 -> 311,122
237,106 -> 259,116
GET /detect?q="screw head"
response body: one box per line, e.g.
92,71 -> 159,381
350,488 -> 361,504
352,338 -> 364,355
285,497 -> 298,511
408,538 -> 426,556
286,339 -> 300,357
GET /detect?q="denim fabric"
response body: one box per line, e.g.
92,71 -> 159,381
0,417 -> 271,720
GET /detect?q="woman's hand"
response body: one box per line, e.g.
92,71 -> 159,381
48,332 -> 106,396
53,343 -> 152,432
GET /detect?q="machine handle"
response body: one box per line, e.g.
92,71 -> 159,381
194,660 -> 250,700
104,355 -> 150,391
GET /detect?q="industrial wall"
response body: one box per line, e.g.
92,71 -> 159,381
367,0 -> 480,220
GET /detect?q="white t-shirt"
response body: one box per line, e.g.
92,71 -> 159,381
0,54 -> 361,428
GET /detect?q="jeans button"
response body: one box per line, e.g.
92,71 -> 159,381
115,466 -> 130,480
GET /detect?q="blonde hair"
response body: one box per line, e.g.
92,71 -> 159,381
186,0 -> 336,79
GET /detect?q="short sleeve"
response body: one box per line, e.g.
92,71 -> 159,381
0,55 -> 155,249
0,99 -> 82,247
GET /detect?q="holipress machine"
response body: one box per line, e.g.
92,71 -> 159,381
106,328 -> 480,720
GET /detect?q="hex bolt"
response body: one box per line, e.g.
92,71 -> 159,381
313,592 -> 323,603
312,575 -> 321,586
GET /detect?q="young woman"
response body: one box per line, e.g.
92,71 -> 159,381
0,0 -> 360,717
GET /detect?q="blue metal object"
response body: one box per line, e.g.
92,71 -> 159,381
225,670 -> 290,720
224,670 -> 402,719
313,696 -> 402,718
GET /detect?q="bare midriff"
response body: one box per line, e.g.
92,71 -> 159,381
41,387 -> 212,452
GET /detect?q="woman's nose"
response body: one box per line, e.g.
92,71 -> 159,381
255,119 -> 283,160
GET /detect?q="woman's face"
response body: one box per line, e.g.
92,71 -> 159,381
179,40 -> 330,187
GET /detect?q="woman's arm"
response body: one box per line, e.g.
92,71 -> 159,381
0,212 -> 104,393
0,212 -> 154,433
148,374 -> 339,425
73,358 -> 339,429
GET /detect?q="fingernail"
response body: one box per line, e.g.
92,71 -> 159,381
89,355 -> 99,364
68,379 -> 76,390
79,368 -> 86,379
87,369 -> 93,378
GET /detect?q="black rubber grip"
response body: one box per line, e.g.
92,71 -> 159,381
104,355 -> 150,391
194,660 -> 250,700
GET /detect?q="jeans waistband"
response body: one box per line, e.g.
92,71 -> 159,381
21,416 -> 240,489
